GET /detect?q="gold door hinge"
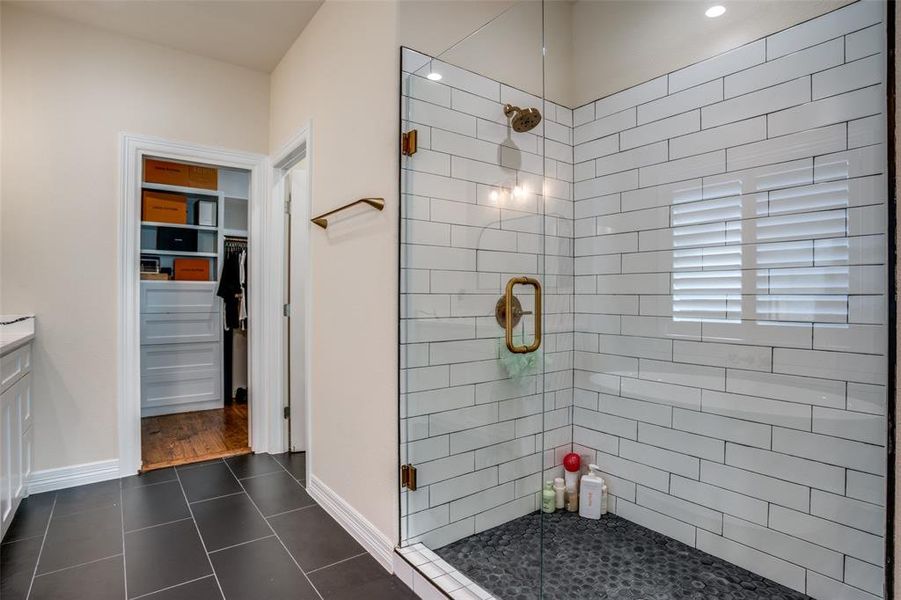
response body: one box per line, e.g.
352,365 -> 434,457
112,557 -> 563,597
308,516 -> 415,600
401,130 -> 418,156
401,463 -> 417,491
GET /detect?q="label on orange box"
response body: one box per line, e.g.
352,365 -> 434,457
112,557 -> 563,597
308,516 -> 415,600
142,191 -> 187,224
173,258 -> 210,281
145,158 -> 218,190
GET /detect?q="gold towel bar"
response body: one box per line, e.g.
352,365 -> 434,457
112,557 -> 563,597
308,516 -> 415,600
311,197 -> 385,229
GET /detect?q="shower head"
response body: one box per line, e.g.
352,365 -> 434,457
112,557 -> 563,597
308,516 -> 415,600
503,104 -> 542,133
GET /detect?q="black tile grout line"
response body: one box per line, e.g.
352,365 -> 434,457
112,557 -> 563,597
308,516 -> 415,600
172,466 -> 227,600
33,553 -> 124,579
128,574 -> 217,600
119,481 -> 128,600
23,494 -> 56,600
206,534 -> 275,555
304,551 -> 371,576
124,516 -> 195,534
220,459 -> 326,600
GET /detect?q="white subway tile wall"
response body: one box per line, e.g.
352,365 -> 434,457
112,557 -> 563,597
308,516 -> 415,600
401,48 -> 575,550
400,3 -> 887,598
571,5 -> 886,599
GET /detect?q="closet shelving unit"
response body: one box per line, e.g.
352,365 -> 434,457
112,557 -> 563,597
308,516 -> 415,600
138,163 -> 249,418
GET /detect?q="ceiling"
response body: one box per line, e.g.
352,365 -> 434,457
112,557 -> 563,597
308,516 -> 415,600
6,0 -> 324,72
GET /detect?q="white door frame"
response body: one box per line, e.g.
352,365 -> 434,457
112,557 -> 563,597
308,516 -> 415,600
271,123 -> 313,464
117,133 -> 283,476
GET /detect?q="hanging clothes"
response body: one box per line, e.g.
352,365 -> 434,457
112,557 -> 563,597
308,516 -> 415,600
217,239 -> 247,330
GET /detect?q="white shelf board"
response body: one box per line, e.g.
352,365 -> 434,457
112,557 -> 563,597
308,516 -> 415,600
222,229 -> 248,238
142,181 -> 221,197
142,221 -> 218,231
140,249 -> 218,258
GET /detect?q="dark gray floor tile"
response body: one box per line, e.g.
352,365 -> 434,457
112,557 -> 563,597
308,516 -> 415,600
273,452 -> 306,482
191,493 -> 271,551
29,555 -> 125,600
0,536 -> 43,600
1,492 -> 56,543
309,553 -> 418,600
37,504 -> 122,574
177,463 -> 241,503
138,575 -> 222,600
242,471 -> 314,517
210,537 -> 318,600
121,468 -> 177,489
225,453 -> 283,479
53,480 -> 120,517
269,506 -> 363,572
124,481 -> 190,532
125,519 -> 211,598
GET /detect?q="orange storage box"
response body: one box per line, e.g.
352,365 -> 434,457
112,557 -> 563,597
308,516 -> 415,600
173,258 -> 211,281
142,191 -> 187,224
144,158 -> 218,190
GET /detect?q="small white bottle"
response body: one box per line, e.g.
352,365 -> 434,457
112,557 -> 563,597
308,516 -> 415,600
578,464 -> 605,520
553,477 -> 565,510
600,482 -> 608,515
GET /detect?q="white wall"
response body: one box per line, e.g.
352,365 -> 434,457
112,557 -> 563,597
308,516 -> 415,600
269,0 -> 401,542
0,5 -> 270,472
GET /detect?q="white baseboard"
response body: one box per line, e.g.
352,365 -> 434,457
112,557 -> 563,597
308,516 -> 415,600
306,474 -> 395,572
27,459 -> 121,494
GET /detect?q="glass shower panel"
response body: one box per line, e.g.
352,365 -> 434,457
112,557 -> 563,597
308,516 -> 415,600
398,2 -> 551,597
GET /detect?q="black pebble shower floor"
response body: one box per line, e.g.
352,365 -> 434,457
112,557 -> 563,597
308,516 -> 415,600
436,511 -> 812,600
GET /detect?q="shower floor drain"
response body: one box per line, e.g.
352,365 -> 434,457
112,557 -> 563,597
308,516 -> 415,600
436,511 -> 813,600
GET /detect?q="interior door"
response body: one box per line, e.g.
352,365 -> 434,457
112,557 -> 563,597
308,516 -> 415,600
287,164 -> 309,452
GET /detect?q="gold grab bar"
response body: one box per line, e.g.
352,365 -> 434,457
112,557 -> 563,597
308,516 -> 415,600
504,276 -> 542,353
311,197 -> 385,229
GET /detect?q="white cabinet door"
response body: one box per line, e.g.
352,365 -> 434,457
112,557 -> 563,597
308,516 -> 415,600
0,377 -> 22,536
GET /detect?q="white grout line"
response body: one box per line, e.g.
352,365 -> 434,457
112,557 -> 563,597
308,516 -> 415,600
32,553 -> 124,579
24,494 -> 57,600
264,503 -> 318,520
128,574 -> 217,600
304,550 -> 369,575
124,516 -> 194,534
173,467 -> 227,600
221,459 -> 325,600
206,534 -> 275,555
188,491 -> 246,505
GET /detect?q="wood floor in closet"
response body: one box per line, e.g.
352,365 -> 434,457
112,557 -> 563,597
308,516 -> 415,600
140,404 -> 250,471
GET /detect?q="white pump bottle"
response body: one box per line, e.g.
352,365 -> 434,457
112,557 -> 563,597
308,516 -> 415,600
579,463 -> 606,520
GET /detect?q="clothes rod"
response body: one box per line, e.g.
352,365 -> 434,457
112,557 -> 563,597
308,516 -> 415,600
311,197 -> 384,229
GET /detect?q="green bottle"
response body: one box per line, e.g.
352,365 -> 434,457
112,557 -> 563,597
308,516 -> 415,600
542,481 -> 555,513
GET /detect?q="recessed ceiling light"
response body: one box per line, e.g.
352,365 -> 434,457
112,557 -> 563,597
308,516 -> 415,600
705,5 -> 726,18
427,72 -> 442,81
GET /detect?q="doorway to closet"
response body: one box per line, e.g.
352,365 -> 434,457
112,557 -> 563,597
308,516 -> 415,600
138,156 -> 252,470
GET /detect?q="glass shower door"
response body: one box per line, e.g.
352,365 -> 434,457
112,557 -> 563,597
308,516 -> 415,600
398,4 -> 556,594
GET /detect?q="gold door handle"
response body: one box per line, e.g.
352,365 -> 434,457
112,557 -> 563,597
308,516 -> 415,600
505,276 -> 541,353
